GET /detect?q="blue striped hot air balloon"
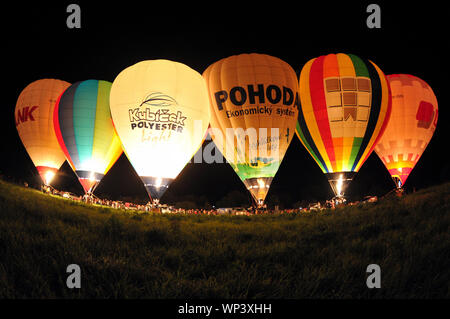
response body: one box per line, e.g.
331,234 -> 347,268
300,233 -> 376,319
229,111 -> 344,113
54,79 -> 123,193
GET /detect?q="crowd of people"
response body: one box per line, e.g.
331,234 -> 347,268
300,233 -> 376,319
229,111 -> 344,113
0,174 -> 381,215
0,169 -> 410,218
38,182 -> 382,216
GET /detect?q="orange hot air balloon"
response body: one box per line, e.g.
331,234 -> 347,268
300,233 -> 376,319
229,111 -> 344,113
15,79 -> 71,185
374,74 -> 438,188
203,53 -> 299,207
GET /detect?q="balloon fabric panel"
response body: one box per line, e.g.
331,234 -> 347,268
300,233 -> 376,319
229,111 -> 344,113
56,82 -> 80,170
73,80 -> 98,171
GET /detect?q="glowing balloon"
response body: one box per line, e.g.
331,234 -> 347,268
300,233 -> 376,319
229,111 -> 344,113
203,53 -> 299,206
374,74 -> 438,188
54,80 -> 123,193
296,53 -> 392,197
109,60 -> 210,202
15,79 -> 71,185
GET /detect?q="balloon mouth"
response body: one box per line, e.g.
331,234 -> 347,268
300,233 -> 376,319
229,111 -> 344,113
392,176 -> 403,189
326,172 -> 356,198
36,166 -> 59,185
76,170 -> 104,194
387,167 -> 412,189
243,177 -> 273,207
140,176 -> 172,203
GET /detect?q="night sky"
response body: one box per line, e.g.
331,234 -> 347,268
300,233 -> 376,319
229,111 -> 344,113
2,2 -> 448,207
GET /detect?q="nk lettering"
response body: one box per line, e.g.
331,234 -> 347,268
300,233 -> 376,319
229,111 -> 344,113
15,106 -> 38,126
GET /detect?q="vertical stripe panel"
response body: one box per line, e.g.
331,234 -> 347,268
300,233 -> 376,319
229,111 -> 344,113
91,80 -> 112,173
73,80 -> 98,169
309,56 -> 336,172
298,58 -> 331,172
351,59 -> 382,171
323,54 -> 342,171
336,54 -> 357,170
53,90 -> 73,168
355,62 -> 391,171
348,54 -> 370,77
59,82 -> 81,168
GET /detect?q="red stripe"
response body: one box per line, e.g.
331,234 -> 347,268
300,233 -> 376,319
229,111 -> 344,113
309,56 -> 335,169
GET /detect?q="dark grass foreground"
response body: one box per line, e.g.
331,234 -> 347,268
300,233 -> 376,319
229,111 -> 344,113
0,180 -> 448,298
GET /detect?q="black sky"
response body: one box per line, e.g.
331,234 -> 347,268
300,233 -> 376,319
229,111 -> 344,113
2,2 -> 448,207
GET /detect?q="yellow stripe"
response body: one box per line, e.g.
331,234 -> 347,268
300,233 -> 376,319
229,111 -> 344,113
342,137 -> 355,171
102,134 -> 123,174
91,81 -> 122,175
336,53 -> 357,171
336,53 -> 355,77
386,161 -> 416,170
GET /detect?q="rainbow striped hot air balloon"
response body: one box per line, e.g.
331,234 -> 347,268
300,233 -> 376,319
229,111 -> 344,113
296,53 -> 391,197
54,80 -> 123,194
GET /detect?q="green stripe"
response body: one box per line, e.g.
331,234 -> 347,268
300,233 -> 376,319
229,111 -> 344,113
73,80 -> 98,168
348,54 -> 369,78
348,137 -> 363,170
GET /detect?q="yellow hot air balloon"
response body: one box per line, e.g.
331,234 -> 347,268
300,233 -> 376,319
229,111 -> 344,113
374,74 -> 438,188
109,60 -> 210,202
203,53 -> 299,206
15,79 -> 71,185
296,53 -> 392,197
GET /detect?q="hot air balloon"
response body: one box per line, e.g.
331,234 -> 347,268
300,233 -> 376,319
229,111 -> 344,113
15,79 -> 71,185
296,53 -> 392,197
54,80 -> 123,194
203,53 -> 299,206
109,60 -> 210,203
374,74 -> 438,189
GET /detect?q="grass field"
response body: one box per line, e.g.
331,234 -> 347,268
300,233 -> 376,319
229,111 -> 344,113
0,179 -> 448,298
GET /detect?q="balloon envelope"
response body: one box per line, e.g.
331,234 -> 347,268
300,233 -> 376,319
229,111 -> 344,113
374,74 -> 438,188
54,80 -> 123,193
296,53 -> 392,197
109,60 -> 210,201
15,79 -> 71,185
203,53 -> 299,206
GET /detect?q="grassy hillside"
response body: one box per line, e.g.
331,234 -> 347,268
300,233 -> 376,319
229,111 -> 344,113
0,179 -> 448,298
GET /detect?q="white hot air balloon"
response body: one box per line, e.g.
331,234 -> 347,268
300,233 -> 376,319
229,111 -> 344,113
109,60 -> 210,203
